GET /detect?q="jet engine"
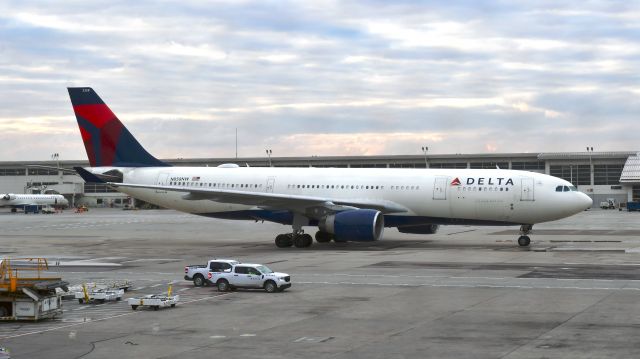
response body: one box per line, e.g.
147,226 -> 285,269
1,194 -> 15,201
319,209 -> 384,242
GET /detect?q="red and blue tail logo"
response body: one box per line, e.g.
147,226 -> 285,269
67,88 -> 169,167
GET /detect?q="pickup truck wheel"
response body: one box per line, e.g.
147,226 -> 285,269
217,279 -> 230,292
193,274 -> 205,287
131,305 -> 138,310
264,280 -> 277,293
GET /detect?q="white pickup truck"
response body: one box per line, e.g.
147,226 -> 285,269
207,263 -> 291,293
184,259 -> 239,286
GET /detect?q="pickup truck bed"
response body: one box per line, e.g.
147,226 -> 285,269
184,259 -> 239,286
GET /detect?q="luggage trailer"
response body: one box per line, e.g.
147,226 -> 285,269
128,285 -> 179,311
0,258 -> 68,321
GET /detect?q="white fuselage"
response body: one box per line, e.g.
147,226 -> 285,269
0,194 -> 69,208
103,167 -> 592,226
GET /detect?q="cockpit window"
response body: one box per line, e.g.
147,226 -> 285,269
556,185 -> 576,192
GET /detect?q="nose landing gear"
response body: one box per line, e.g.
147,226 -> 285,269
518,224 -> 533,247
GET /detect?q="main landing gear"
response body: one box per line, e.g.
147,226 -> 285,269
273,213 -> 317,248
274,232 -> 313,248
518,224 -> 533,247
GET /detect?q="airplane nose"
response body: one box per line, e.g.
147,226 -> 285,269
580,193 -> 593,210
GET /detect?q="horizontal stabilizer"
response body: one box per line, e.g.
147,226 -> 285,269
73,167 -> 114,183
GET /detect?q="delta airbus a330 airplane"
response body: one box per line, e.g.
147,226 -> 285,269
0,193 -> 68,212
67,87 -> 592,248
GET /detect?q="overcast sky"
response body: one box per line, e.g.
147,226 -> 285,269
0,1 -> 638,161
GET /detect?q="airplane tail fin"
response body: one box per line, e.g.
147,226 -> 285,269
67,87 -> 169,167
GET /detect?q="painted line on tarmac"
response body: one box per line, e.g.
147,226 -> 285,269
299,273 -> 448,279
298,273 -> 640,282
0,293 -> 233,340
296,281 -> 640,291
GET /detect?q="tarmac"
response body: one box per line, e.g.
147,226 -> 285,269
1,208 -> 640,358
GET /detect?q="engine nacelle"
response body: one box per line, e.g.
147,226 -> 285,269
397,224 -> 440,234
1,194 -> 15,201
319,209 -> 384,242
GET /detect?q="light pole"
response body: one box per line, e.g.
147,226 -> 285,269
569,165 -> 572,185
266,149 -> 272,167
586,146 -> 594,188
421,146 -> 429,169
51,153 -> 60,177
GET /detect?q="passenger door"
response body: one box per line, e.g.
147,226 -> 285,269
433,176 -> 447,200
520,178 -> 535,201
155,173 -> 169,193
266,177 -> 275,193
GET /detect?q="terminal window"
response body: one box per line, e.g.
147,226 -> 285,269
511,161 -> 545,170
470,162 -> 509,169
594,164 -> 624,185
550,165 -> 590,185
0,168 -> 26,176
429,163 -> 468,169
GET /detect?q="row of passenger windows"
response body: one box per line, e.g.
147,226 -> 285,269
169,182 -> 263,189
168,181 -> 423,191
287,184 -> 422,191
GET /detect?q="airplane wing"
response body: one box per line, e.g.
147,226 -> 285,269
107,182 -> 409,215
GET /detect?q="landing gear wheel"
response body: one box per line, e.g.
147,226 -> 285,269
275,234 -> 293,248
293,233 -> 313,248
315,231 -> 333,243
518,235 -> 531,247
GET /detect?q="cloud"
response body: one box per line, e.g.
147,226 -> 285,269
0,0 -> 638,161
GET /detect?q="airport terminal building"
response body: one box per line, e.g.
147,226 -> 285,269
1,151 -> 639,208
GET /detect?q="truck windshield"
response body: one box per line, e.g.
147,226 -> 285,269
256,265 -> 273,274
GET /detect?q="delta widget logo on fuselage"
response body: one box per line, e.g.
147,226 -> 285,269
451,177 -> 514,186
